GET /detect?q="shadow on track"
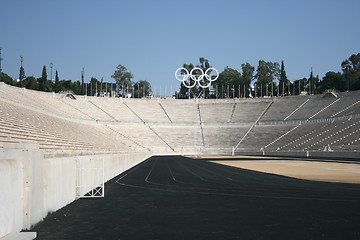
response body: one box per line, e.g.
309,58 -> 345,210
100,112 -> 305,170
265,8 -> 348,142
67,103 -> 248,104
30,155 -> 360,240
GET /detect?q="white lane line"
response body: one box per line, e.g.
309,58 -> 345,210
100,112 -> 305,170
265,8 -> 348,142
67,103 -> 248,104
115,159 -> 147,184
181,160 -> 358,198
166,160 -> 177,182
117,158 -> 258,193
186,159 -> 233,181
176,159 -> 314,193
175,158 -> 204,181
116,178 -> 358,202
145,158 -> 158,183
168,159 -> 213,187
115,158 -> 360,202
177,159 -> 238,186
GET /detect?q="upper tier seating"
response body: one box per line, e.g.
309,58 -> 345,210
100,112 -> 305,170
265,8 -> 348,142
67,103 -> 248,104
1,83 -> 359,154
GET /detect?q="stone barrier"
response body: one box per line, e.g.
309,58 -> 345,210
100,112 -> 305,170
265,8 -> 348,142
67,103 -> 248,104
0,142 -> 151,238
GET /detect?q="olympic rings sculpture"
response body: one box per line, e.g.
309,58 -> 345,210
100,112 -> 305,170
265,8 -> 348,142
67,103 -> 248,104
175,67 -> 219,89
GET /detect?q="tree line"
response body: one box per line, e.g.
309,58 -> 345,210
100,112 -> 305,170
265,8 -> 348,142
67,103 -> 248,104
1,64 -> 150,98
1,53 -> 359,98
177,53 -> 360,98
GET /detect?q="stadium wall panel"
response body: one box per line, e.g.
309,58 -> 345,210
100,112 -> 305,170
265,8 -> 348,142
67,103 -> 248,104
0,142 -> 151,238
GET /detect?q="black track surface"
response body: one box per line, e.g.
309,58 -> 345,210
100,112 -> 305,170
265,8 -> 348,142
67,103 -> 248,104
31,155 -> 360,239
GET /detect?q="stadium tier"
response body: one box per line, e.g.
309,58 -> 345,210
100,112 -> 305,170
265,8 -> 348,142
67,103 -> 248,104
2,82 -> 360,238
1,82 -> 360,155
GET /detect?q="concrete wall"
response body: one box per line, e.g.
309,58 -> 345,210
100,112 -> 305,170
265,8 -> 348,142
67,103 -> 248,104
0,143 -> 45,234
0,159 -> 23,238
0,143 -> 151,238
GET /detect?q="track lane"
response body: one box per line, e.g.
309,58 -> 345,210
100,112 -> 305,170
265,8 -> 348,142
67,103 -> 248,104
32,155 -> 360,240
116,156 -> 360,201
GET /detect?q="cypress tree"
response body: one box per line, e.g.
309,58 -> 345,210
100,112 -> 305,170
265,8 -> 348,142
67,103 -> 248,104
40,66 -> 47,91
19,66 -> 25,87
54,70 -> 60,93
279,60 -> 288,96
81,68 -> 84,95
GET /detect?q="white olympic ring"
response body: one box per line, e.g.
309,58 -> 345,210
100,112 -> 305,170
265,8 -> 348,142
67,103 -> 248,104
175,67 -> 219,89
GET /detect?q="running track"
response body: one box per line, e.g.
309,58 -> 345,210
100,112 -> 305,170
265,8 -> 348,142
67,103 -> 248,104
31,155 -> 360,239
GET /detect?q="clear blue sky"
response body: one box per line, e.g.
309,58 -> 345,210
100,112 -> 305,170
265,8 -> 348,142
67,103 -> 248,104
1,0 -> 359,95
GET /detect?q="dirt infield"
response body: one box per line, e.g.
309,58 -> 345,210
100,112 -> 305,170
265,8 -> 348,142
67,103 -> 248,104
191,155 -> 360,184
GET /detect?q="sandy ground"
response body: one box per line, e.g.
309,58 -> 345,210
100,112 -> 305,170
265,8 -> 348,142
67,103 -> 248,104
191,155 -> 360,184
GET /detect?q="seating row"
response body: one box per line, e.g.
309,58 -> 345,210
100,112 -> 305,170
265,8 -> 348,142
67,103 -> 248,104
1,83 -> 360,154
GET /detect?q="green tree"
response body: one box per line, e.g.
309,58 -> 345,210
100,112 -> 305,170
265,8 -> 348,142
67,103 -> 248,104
71,80 -> 82,95
0,73 -> 15,85
60,80 -> 72,92
342,53 -> 360,71
317,72 -> 344,93
279,61 -> 290,96
89,77 -> 102,96
24,76 -> 39,90
255,60 -> 280,96
307,69 -> 320,94
54,70 -> 60,93
217,67 -> 241,98
39,66 -> 47,91
197,57 -> 212,98
178,58 -> 213,99
81,68 -> 85,95
199,57 -> 210,71
241,63 -> 254,97
100,77 -> 103,95
19,65 -> 25,87
342,53 -> 360,91
111,64 -> 133,96
133,80 -> 151,98
293,78 -> 307,95
178,63 -> 197,98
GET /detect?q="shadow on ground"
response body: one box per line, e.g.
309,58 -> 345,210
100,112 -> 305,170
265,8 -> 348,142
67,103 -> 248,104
29,156 -> 360,240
